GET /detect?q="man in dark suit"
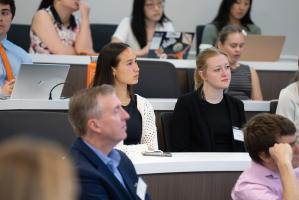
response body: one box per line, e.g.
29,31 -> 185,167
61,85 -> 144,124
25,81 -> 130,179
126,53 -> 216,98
68,85 -> 151,200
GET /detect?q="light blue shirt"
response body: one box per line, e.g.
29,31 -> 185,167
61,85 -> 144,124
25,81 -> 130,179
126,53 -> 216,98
83,141 -> 127,189
0,37 -> 32,87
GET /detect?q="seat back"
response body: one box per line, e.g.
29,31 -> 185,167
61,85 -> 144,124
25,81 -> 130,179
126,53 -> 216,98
7,24 -> 31,52
0,110 -> 76,149
195,25 -> 205,55
90,24 -> 117,52
270,99 -> 279,114
133,60 -> 180,98
187,68 -> 195,92
160,112 -> 173,152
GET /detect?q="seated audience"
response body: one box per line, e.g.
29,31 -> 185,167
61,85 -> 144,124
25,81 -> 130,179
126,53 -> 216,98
0,0 -> 32,96
201,0 -> 261,46
68,85 -> 151,200
172,47 -> 245,152
30,0 -> 94,55
232,113 -> 299,200
0,138 -> 77,200
276,60 -> 299,132
92,43 -> 158,153
112,0 -> 174,57
217,25 -> 262,100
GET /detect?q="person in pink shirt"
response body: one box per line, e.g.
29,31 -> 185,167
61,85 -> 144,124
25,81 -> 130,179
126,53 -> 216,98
232,113 -> 299,200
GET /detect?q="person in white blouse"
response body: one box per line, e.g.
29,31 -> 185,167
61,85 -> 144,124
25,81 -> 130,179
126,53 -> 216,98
276,61 -> 299,133
92,42 -> 158,154
111,0 -> 174,57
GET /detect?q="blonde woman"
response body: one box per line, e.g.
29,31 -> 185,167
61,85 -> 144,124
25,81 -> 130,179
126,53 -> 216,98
172,47 -> 245,152
0,138 -> 77,200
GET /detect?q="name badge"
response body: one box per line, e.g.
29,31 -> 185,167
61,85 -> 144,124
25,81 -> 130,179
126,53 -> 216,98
136,177 -> 147,200
233,127 -> 244,142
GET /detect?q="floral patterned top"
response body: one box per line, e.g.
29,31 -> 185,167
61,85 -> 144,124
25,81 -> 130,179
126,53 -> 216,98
29,6 -> 79,54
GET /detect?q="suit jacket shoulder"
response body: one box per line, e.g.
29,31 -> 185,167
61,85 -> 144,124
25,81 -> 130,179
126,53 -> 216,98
70,138 -> 150,200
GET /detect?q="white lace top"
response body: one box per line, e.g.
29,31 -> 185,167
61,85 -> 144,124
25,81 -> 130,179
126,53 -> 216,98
116,94 -> 158,154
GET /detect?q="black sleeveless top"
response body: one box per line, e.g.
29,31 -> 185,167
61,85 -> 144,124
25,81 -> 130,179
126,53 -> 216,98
122,95 -> 142,145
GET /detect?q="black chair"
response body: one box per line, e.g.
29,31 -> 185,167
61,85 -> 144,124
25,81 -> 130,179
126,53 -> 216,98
133,60 -> 180,98
160,112 -> 173,152
187,68 -> 195,93
7,24 -> 31,52
195,25 -> 205,55
0,110 -> 76,149
90,23 -> 117,52
269,99 -> 279,114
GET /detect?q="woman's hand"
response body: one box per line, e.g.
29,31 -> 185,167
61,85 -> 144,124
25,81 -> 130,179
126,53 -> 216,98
79,1 -> 90,20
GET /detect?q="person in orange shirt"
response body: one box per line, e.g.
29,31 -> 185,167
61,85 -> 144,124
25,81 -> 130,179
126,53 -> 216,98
0,0 -> 32,96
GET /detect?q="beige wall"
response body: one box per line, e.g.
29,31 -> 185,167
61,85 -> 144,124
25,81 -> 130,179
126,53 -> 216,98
14,0 -> 299,56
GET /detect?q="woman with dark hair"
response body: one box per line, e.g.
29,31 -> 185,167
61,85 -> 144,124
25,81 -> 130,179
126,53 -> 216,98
217,25 -> 263,100
276,59 -> 299,132
201,0 -> 261,46
92,42 -> 158,153
112,0 -> 174,57
29,0 -> 94,54
172,47 -> 245,152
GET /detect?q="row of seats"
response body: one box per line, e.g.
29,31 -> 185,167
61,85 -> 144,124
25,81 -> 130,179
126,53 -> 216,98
62,60 -> 184,99
8,24 -> 205,54
0,99 -> 278,153
7,23 -> 117,52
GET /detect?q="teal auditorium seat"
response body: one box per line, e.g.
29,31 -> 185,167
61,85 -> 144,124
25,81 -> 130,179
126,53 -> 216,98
7,24 -> 31,52
90,23 -> 117,52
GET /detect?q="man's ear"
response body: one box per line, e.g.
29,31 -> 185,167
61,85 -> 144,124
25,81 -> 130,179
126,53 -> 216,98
87,118 -> 102,134
259,151 -> 272,164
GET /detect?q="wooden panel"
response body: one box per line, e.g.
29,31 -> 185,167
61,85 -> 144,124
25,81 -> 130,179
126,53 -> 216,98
142,171 -> 241,200
257,70 -> 295,100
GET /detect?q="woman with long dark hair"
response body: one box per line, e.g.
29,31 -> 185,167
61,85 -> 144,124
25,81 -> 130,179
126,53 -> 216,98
29,0 -> 94,54
112,0 -> 174,57
92,42 -> 158,153
201,0 -> 261,46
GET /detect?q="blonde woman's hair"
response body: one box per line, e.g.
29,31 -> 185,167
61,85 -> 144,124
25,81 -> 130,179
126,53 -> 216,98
194,47 -> 229,90
0,138 -> 77,200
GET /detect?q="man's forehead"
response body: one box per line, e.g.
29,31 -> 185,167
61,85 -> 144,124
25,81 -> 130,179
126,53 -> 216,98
277,134 -> 297,143
97,93 -> 121,110
0,4 -> 10,10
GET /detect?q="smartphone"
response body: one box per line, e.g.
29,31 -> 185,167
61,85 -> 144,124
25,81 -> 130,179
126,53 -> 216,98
142,151 -> 172,157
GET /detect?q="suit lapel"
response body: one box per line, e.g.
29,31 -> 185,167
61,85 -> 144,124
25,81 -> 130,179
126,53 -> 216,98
118,158 -> 137,199
73,138 -> 134,199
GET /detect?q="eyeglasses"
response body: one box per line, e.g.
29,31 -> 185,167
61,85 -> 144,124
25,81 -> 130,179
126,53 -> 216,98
0,9 -> 11,17
145,1 -> 165,9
